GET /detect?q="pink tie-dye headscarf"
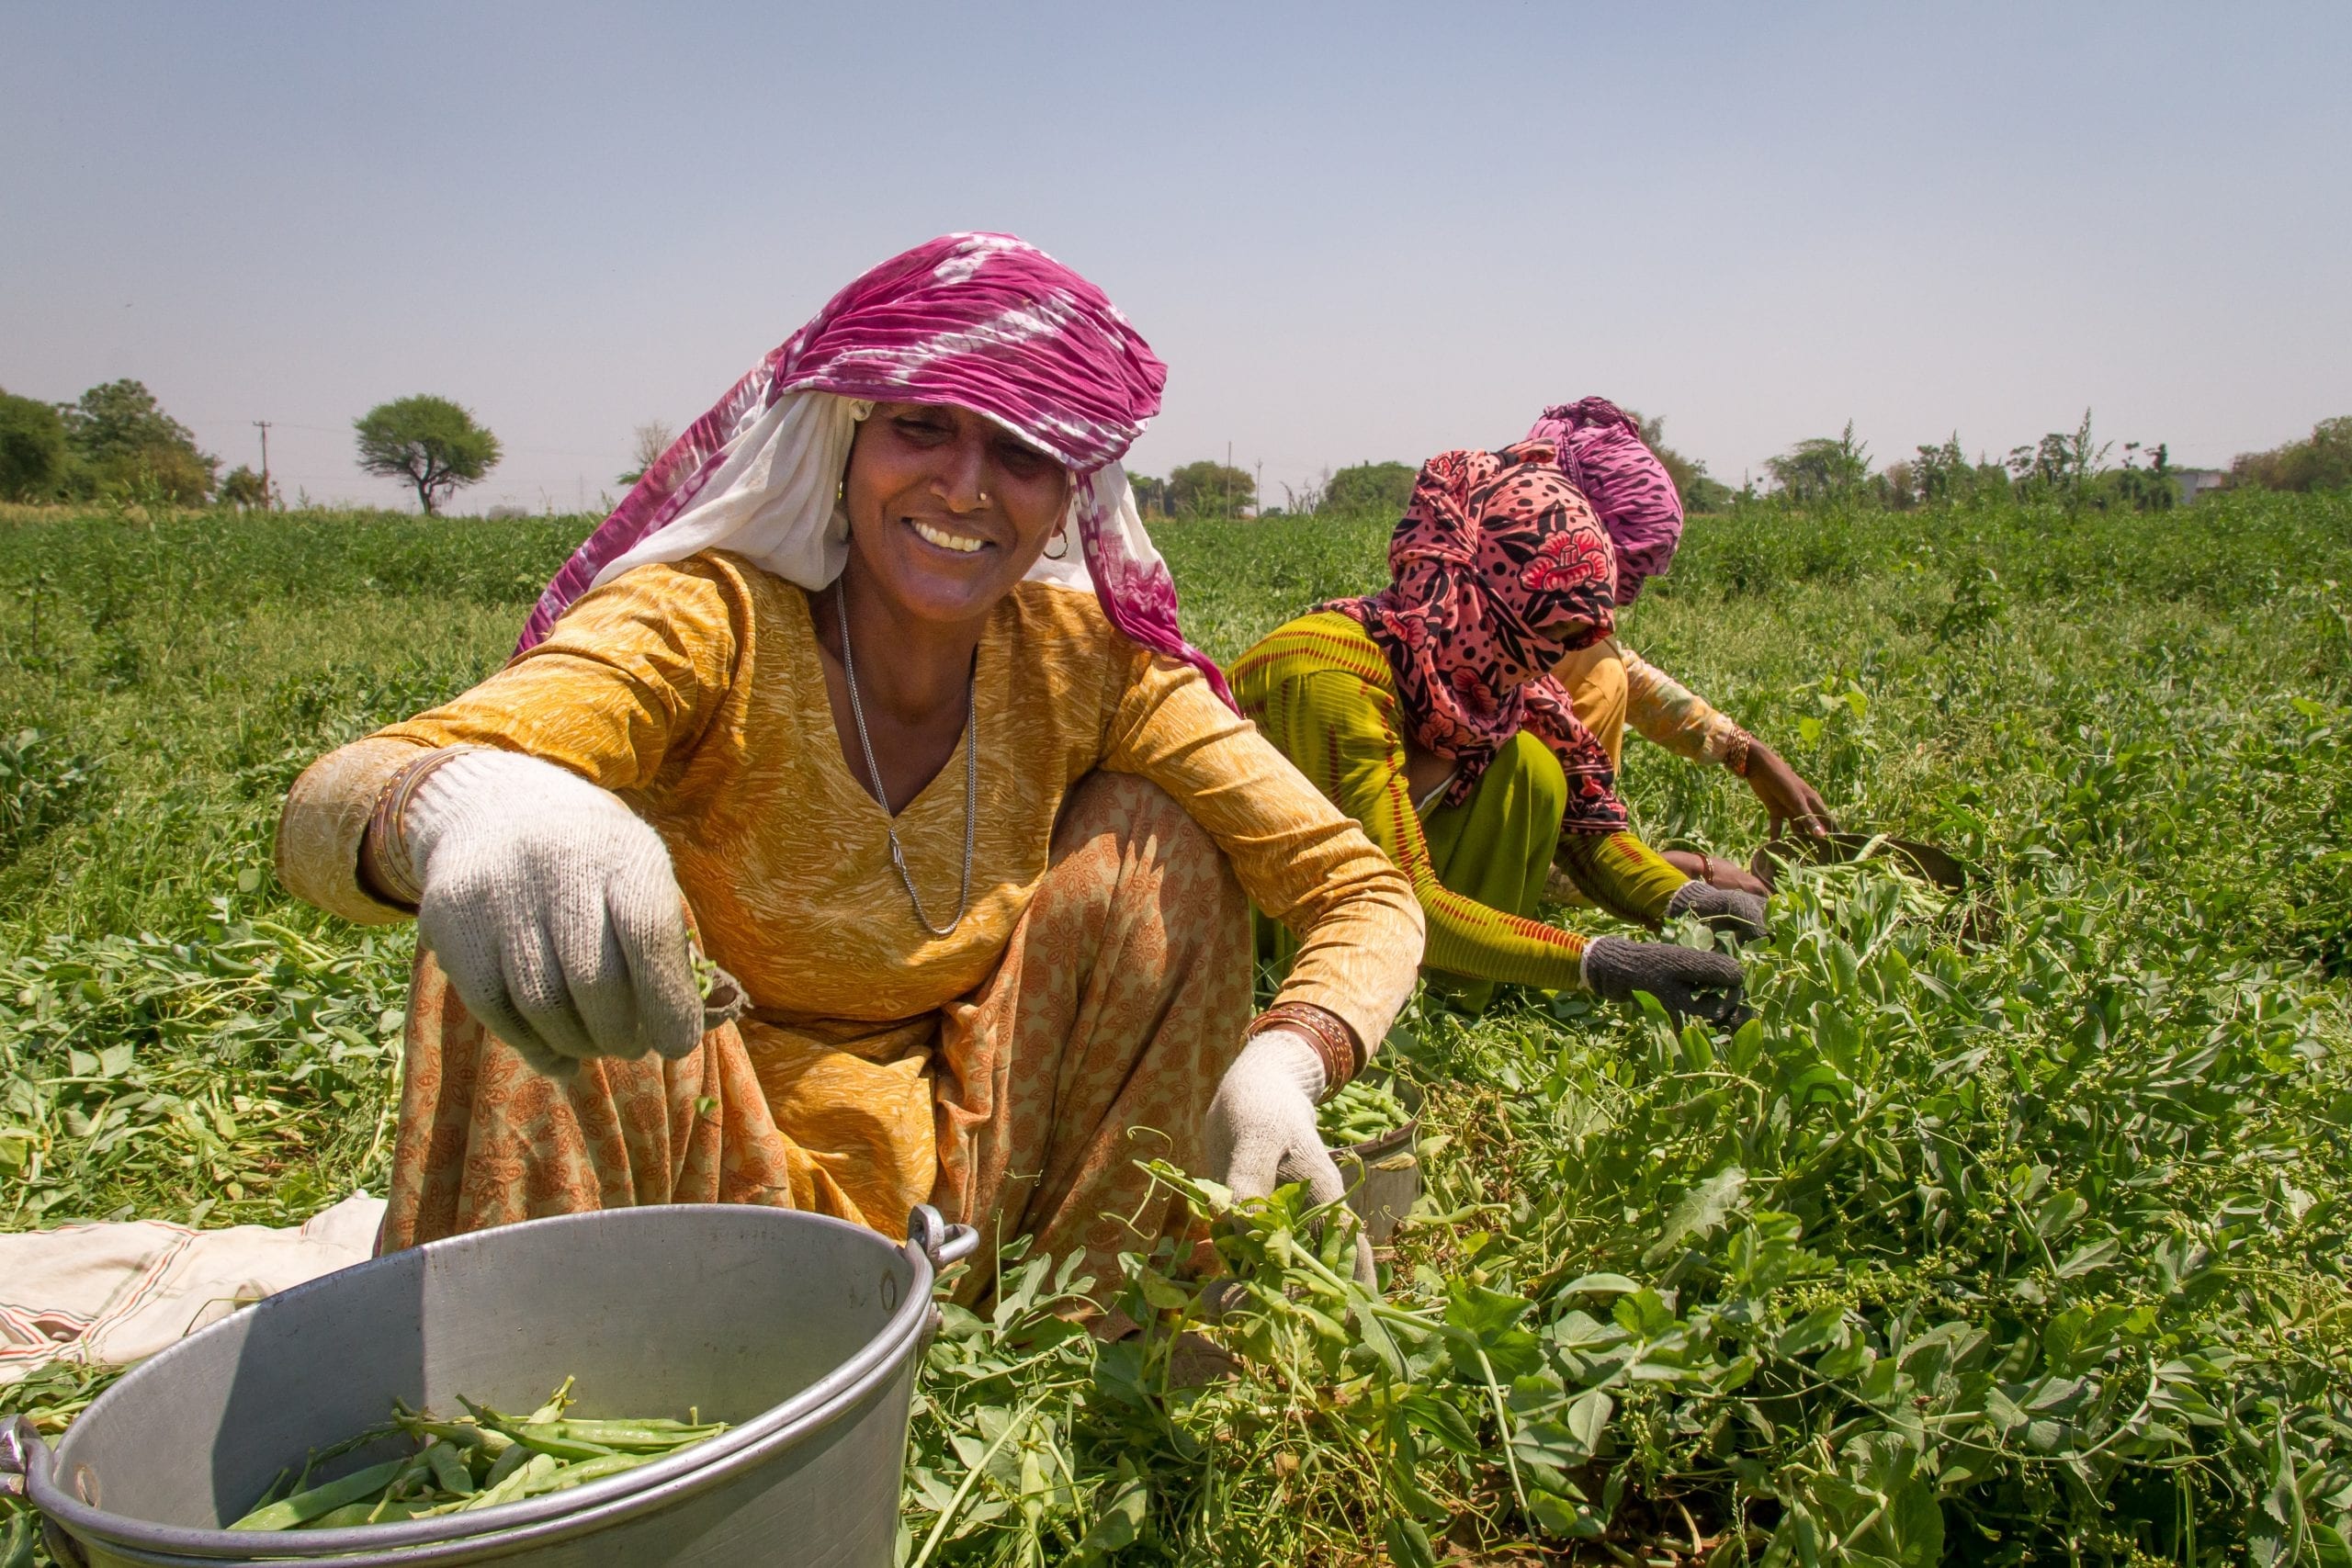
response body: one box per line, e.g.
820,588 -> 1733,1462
1523,398 -> 1685,607
522,231 -> 1231,704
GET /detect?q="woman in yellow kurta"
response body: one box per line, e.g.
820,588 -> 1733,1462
1232,441 -> 1751,1019
277,235 -> 1422,1292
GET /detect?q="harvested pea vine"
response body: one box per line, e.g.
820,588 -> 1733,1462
231,1378 -> 726,1531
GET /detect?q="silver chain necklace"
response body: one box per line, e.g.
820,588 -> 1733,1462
836,591 -> 978,938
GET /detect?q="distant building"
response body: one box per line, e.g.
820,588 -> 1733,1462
2174,468 -> 2229,505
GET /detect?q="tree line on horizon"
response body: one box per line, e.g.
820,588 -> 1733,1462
3,379 -> 2344,518
1141,410 -> 2351,523
0,383 -> 503,514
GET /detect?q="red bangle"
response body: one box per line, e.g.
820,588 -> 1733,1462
1248,1002 -> 1363,1098
1725,728 -> 1755,779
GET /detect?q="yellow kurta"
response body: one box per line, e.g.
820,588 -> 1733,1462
1553,637 -> 1740,773
278,551 -> 1422,1236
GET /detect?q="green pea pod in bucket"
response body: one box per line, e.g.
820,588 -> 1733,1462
1326,1079 -> 1422,1250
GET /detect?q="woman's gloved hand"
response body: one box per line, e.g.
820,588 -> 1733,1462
395,749 -> 706,1075
1580,936 -> 1747,1027
1204,1028 -> 1376,1286
1667,880 -> 1770,943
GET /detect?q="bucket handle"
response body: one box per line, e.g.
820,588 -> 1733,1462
907,1204 -> 980,1272
2,1417 -> 87,1567
907,1204 -> 979,1343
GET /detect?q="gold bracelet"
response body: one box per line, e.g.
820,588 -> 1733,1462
1724,728 -> 1755,779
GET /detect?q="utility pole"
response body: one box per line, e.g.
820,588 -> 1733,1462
252,421 -> 273,509
1226,440 -> 1233,522
1255,460 -> 1262,521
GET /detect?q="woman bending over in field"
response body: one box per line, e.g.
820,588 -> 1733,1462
277,234 -> 1422,1292
1527,399 -> 1833,899
1229,436 -> 1754,1019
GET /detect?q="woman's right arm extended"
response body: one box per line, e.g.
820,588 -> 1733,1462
275,560 -> 741,922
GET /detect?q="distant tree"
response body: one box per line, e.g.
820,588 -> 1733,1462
1609,410 -> 1732,513
58,378 -> 218,502
355,395 -> 503,515
1687,476 -> 1736,513
217,465 -> 273,510
1321,460 -> 1416,518
1909,434 -> 1978,504
1876,459 -> 1917,510
1167,459 -> 1255,519
0,389 -> 71,501
1766,422 -> 1872,503
617,420 -> 674,486
2099,442 -> 2176,513
1128,472 -> 1169,517
2007,410 -> 2109,502
2233,417 -> 2352,493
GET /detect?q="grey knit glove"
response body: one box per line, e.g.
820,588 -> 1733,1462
1666,881 -> 1770,943
403,750 -> 705,1075
1580,936 -> 1748,1027
1205,1029 -> 1375,1286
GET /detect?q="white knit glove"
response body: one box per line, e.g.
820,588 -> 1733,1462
1204,1029 -> 1375,1286
401,750 -> 705,1075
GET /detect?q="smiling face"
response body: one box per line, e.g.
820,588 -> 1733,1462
839,401 -> 1074,629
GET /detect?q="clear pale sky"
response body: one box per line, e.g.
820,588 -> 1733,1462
6,2 -> 2346,513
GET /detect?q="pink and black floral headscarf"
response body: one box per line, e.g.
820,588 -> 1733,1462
521,231 -> 1231,705
1523,398 -> 1685,607
1323,441 -> 1629,832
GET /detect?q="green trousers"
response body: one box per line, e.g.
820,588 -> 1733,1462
1259,730 -> 1566,1014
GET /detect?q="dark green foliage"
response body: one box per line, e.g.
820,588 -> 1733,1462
47,379 -> 220,503
354,395 -> 503,515
1782,413 -> 2182,515
1767,422 -> 1874,504
1164,459 -> 1255,519
1321,460 -> 1417,519
2234,416 -> 2352,494
58,380 -> 205,469
0,391 -> 72,501
216,465 -> 272,510
0,730 -> 100,867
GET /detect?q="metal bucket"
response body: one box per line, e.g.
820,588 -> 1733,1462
5,1204 -> 975,1567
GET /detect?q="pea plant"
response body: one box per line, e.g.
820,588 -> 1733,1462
899,861 -> 2351,1565
5,493 -> 2351,1563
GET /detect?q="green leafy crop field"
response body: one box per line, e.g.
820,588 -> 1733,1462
4,492 -> 2350,1564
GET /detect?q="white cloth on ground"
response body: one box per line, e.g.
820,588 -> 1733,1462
0,1192 -> 384,1383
